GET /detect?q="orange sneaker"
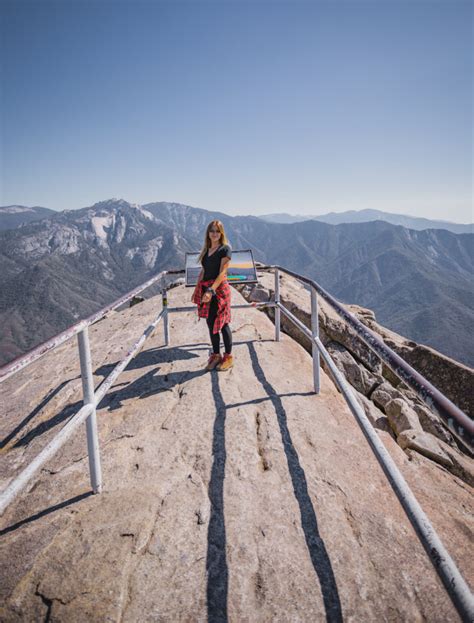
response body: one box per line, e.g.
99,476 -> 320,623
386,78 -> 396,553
205,353 -> 222,371
217,353 -> 234,371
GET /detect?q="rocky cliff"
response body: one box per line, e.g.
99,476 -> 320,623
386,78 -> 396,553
236,268 -> 473,484
0,277 -> 472,621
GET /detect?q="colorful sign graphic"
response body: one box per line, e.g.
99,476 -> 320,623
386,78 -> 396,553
185,249 -> 258,286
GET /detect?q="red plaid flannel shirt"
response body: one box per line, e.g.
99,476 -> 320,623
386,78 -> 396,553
193,278 -> 232,334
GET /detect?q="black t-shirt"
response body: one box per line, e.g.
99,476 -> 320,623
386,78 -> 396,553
202,244 -> 232,280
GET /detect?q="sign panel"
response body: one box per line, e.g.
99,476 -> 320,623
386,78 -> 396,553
185,249 -> 258,286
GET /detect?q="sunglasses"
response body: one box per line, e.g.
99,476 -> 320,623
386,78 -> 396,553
209,229 -> 220,233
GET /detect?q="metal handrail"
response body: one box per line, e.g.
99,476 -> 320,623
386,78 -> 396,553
0,268 -> 182,383
267,267 -> 473,620
0,270 -> 267,516
0,264 -> 472,620
276,299 -> 474,618
260,264 -> 473,452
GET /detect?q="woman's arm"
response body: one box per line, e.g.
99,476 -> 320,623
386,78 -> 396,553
211,257 -> 231,291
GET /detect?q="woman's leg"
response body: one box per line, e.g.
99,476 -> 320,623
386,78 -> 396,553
221,323 -> 232,354
206,297 -> 220,354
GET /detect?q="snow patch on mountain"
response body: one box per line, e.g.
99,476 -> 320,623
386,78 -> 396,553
137,206 -> 155,220
91,216 -> 113,241
125,237 -> 164,268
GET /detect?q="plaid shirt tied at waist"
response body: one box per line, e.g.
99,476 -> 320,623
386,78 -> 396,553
193,278 -> 232,334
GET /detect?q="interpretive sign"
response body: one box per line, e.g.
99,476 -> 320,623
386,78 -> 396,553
185,249 -> 258,286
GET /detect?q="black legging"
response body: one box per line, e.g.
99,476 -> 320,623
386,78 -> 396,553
206,296 -> 232,355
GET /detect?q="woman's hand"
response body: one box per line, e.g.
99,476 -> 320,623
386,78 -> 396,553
201,291 -> 212,304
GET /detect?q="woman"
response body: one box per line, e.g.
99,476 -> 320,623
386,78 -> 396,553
191,220 -> 233,371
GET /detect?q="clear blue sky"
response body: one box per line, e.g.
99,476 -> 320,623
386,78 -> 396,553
1,0 -> 472,221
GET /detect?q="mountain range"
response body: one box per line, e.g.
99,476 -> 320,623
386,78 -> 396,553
0,199 -> 472,367
0,205 -> 56,231
259,209 -> 472,234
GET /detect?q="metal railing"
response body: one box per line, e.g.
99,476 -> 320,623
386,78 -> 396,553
0,268 -> 269,515
0,265 -> 472,620
267,266 -> 473,620
267,265 -> 473,452
0,268 -> 169,512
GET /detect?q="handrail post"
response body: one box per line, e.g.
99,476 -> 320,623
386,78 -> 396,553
269,264 -> 473,451
162,288 -> 169,346
310,286 -> 320,394
77,328 -> 102,493
274,268 -> 280,341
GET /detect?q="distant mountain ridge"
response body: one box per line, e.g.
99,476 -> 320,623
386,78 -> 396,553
0,199 -> 472,367
259,209 -> 472,234
0,205 -> 56,231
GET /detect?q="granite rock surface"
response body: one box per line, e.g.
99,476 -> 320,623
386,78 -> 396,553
0,282 -> 472,622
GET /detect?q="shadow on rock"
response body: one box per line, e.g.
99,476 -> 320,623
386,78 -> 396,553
207,370 -> 229,622
2,379 -> 77,450
12,346 -> 210,444
94,344 -> 210,379
13,399 -> 81,448
247,340 -> 343,623
96,346 -> 210,411
0,491 -> 93,536
99,368 -> 208,411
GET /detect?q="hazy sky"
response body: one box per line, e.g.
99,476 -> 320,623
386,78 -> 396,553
1,0 -> 472,221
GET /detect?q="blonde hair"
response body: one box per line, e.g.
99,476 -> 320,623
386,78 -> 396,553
198,220 -> 230,265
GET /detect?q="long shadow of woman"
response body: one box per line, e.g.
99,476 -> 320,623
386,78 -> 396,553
205,340 -> 343,623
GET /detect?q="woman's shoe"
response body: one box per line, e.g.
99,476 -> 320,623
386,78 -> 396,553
205,353 -> 222,371
217,353 -> 233,371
